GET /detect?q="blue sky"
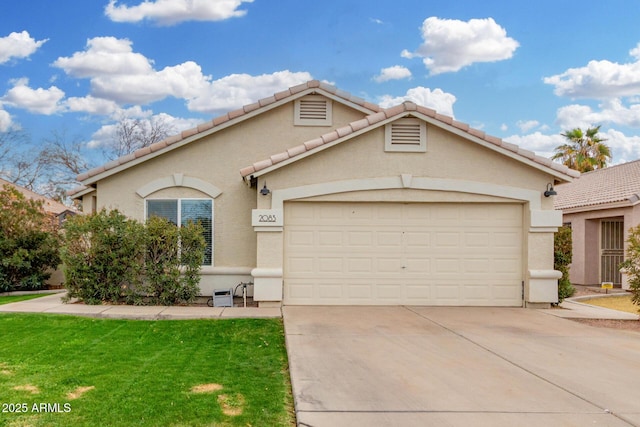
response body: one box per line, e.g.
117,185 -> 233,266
2,0 -> 640,170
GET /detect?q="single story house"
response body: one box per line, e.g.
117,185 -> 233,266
71,80 -> 577,307
554,160 -> 640,290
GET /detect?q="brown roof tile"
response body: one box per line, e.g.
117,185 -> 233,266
555,160 -> 640,210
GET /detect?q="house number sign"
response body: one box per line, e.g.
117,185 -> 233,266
252,209 -> 283,227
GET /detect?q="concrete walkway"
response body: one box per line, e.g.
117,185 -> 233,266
1,290 -> 637,320
0,292 -> 281,319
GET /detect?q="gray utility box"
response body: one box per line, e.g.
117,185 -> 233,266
213,288 -> 233,307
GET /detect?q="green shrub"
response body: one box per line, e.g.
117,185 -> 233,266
0,185 -> 61,292
61,209 -> 144,304
141,216 -> 204,305
61,209 -> 204,305
555,225 -> 575,302
620,225 -> 640,309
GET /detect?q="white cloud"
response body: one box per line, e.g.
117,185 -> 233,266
105,0 -> 253,25
53,37 -> 153,78
504,132 -> 565,160
373,65 -> 412,83
544,44 -> 640,98
186,70 -> 314,114
0,109 -> 13,132
378,86 -> 456,117
601,128 -> 640,164
2,78 -> 65,115
402,17 -> 519,75
0,31 -> 48,64
556,99 -> 640,129
53,37 -> 311,112
516,120 -> 540,132
66,96 -> 120,115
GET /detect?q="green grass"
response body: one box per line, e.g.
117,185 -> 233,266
0,314 -> 294,427
0,294 -> 55,305
582,294 -> 639,314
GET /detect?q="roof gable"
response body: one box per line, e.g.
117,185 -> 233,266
555,160 -> 640,210
76,80 -> 380,186
239,101 -> 580,182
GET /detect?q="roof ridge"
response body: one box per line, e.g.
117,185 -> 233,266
77,80 -> 381,182
240,102 -> 580,180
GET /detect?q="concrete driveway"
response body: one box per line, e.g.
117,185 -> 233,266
283,306 -> 640,427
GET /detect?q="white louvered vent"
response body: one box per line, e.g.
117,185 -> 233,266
385,118 -> 427,152
295,95 -> 332,126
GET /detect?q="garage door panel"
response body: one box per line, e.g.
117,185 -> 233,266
284,202 -> 523,306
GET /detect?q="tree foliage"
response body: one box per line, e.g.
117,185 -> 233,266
551,126 -> 611,172
620,225 -> 640,310
554,225 -> 575,302
103,115 -> 175,161
0,184 -> 61,292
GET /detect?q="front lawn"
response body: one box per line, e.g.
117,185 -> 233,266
582,294 -> 639,314
0,293 -> 55,305
0,314 -> 294,426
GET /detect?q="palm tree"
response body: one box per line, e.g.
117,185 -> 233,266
551,126 -> 611,172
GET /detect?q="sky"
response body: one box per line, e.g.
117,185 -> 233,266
2,0 -> 640,172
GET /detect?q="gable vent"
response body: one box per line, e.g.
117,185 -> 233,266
385,118 -> 427,152
390,122 -> 422,145
295,95 -> 332,126
299,99 -> 328,120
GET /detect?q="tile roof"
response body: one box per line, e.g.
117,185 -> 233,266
0,178 -> 75,215
76,80 -> 380,184
74,80 -> 578,186
239,101 -> 580,181
554,160 -> 640,210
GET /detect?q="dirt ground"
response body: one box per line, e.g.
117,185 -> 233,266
569,286 -> 640,333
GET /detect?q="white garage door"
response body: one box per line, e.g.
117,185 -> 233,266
283,202 -> 523,306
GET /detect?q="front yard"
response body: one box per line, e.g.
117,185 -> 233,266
0,314 -> 294,426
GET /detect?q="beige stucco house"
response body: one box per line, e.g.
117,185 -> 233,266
71,80 -> 577,307
555,160 -> 640,290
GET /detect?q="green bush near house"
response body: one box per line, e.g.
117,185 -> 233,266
555,225 -> 575,302
61,209 -> 205,305
0,185 -> 61,293
139,215 -> 204,306
620,224 -> 640,309
61,209 -> 145,304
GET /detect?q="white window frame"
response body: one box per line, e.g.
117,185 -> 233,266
145,198 -> 214,266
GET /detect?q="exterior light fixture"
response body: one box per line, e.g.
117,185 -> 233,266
544,183 -> 557,197
260,183 -> 271,196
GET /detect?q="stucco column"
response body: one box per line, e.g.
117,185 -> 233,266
526,210 -> 563,307
251,208 -> 284,307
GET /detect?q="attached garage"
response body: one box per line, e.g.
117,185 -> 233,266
283,201 -> 523,306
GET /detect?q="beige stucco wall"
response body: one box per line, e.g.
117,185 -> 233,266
91,99 -> 368,269
563,205 -> 640,286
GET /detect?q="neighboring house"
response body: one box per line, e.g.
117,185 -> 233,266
70,80 -> 577,307
0,177 -> 75,220
0,178 -> 78,287
554,160 -> 640,290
